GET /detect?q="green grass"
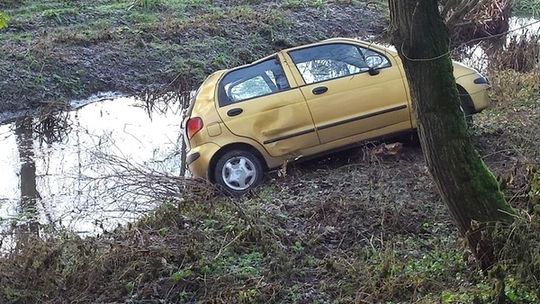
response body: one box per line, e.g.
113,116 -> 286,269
0,0 -> 285,109
0,11 -> 10,29
513,0 -> 540,16
283,0 -> 326,9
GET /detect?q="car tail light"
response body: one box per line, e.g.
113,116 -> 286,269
186,117 -> 203,139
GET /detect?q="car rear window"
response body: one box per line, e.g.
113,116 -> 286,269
218,58 -> 290,106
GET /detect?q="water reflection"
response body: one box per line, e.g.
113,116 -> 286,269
34,110 -> 72,145
455,17 -> 540,72
139,89 -> 194,176
0,95 -> 188,249
14,117 -> 40,247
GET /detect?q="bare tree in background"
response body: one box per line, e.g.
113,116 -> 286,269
441,0 -> 514,46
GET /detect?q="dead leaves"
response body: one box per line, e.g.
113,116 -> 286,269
372,142 -> 404,158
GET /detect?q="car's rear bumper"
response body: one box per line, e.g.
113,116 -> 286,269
187,142 -> 221,179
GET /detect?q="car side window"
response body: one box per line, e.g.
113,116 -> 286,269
289,43 -> 391,84
218,58 -> 291,106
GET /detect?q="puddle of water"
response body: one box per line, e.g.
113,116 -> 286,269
509,16 -> 540,36
356,17 -> 540,72
0,95 -> 189,248
457,16 -> 540,72
0,92 -> 124,126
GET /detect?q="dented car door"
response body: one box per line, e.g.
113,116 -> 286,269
215,55 -> 319,158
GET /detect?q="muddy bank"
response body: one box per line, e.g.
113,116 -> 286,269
0,0 -> 387,113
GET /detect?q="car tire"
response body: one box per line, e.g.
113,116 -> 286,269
458,87 -> 475,126
214,149 -> 263,196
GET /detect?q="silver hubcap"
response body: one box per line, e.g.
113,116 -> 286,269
222,156 -> 257,191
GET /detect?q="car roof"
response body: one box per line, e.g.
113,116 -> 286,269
224,38 -> 397,73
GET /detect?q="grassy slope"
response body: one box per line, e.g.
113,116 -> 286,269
0,0 -> 386,113
0,70 -> 539,303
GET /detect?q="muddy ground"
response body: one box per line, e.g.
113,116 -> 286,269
0,0 -> 387,113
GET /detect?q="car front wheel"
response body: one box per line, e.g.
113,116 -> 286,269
458,87 -> 475,125
214,149 -> 263,195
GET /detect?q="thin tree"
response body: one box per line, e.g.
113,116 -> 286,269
388,0 -> 514,269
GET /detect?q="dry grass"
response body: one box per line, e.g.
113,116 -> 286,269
489,33 -> 540,72
442,0 -> 513,46
489,68 -> 540,104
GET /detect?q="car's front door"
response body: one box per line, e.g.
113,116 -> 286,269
284,42 -> 411,144
216,56 -> 319,158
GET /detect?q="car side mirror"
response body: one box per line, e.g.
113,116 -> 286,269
366,55 -> 383,69
366,55 -> 383,76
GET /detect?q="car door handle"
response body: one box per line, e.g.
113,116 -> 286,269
227,108 -> 243,117
312,86 -> 328,95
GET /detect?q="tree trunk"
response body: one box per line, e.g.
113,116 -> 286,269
388,0 -> 514,269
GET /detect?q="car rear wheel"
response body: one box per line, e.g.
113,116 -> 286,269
214,149 -> 263,195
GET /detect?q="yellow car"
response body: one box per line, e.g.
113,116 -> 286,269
184,38 -> 490,194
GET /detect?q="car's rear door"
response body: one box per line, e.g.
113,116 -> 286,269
216,56 -> 319,158
284,42 -> 411,144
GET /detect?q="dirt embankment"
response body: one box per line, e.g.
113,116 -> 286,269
0,0 -> 387,113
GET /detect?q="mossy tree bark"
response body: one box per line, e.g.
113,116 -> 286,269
388,0 -> 515,269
